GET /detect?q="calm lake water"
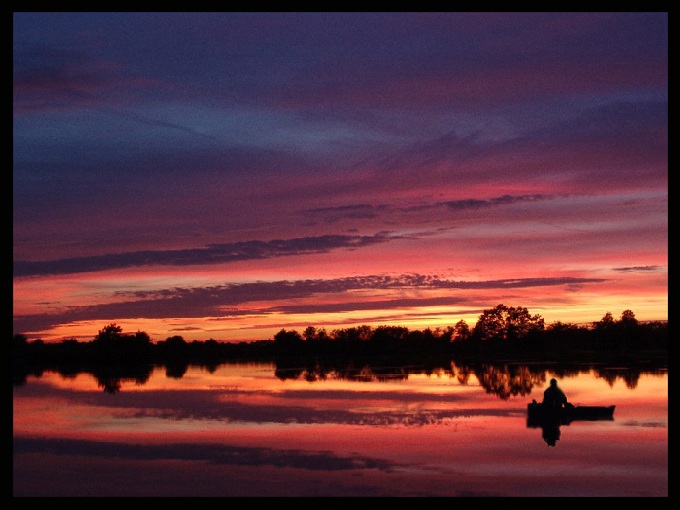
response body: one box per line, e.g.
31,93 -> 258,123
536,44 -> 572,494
13,362 -> 668,497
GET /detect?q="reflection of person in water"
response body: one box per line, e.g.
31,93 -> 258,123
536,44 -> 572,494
542,421 -> 560,446
542,378 -> 569,410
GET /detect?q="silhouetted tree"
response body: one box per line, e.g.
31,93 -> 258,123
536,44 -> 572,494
13,333 -> 28,349
355,325 -> 374,341
93,323 -> 124,344
371,325 -> 408,344
620,309 -> 638,326
593,312 -> 615,331
505,306 -> 544,340
453,320 -> 470,341
546,321 -> 582,334
274,329 -> 303,350
472,304 -> 543,341
434,326 -> 454,343
331,326 -> 372,344
131,330 -> 152,347
165,335 -> 187,349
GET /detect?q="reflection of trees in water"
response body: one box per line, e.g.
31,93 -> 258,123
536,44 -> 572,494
593,368 -> 644,389
452,363 -> 474,386
272,359 -> 662,399
93,364 -> 153,394
457,363 -> 648,396
97,376 -> 122,394
274,362 -> 410,383
165,360 -> 189,379
13,342 -> 665,395
473,364 -> 546,400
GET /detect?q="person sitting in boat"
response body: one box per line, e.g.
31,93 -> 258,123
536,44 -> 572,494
542,378 -> 571,410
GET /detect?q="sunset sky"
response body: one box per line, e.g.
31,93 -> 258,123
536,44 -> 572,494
13,12 -> 668,343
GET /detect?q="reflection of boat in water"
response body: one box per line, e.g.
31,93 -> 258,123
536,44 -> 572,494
527,399 -> 615,446
527,400 -> 615,428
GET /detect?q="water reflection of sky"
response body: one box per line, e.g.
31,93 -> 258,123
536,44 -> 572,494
13,366 -> 667,496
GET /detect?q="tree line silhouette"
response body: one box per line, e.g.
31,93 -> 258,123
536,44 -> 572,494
13,304 -> 667,392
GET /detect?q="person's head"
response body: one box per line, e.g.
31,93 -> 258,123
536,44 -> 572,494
550,378 -> 557,387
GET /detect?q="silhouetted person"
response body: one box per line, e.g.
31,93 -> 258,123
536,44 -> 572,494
542,378 -> 569,410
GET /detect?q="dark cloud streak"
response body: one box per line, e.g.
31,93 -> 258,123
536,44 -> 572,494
12,274 -> 606,335
613,265 -> 663,273
303,194 -> 552,224
13,234 -> 393,277
13,436 -> 396,472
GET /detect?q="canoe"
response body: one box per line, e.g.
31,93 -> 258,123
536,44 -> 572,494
527,400 -> 615,427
